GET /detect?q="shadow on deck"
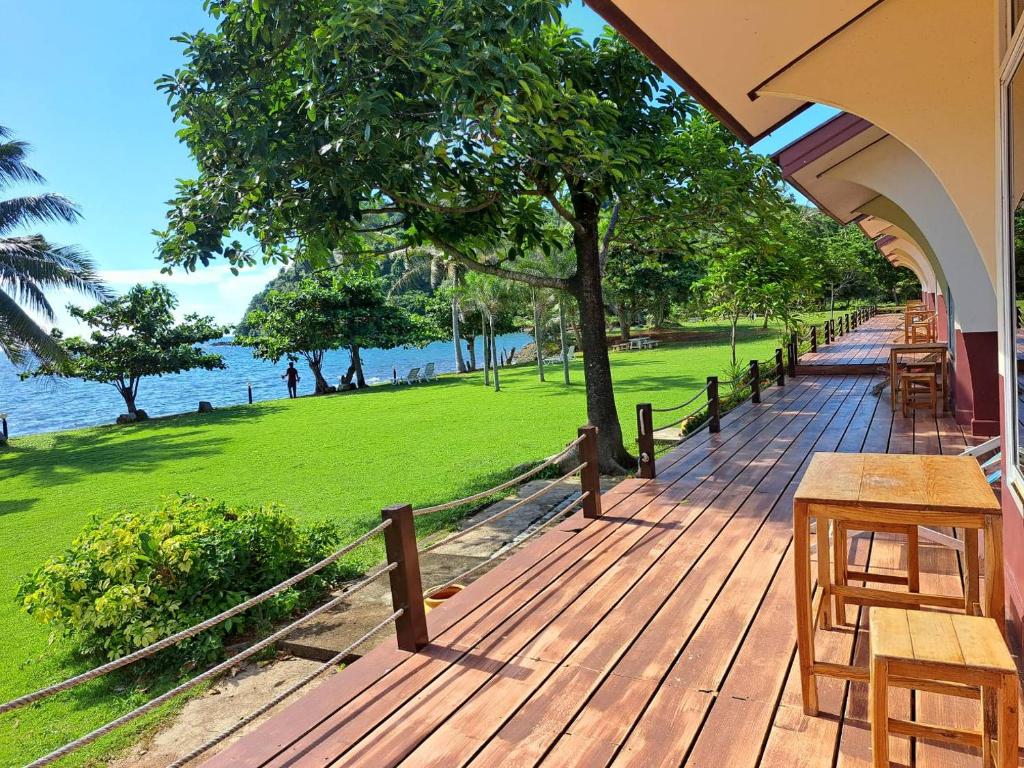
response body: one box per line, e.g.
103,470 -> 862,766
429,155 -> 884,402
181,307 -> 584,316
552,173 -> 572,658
204,371 -> 1012,767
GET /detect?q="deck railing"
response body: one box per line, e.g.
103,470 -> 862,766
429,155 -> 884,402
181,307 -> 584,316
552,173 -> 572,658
3,424 -> 601,767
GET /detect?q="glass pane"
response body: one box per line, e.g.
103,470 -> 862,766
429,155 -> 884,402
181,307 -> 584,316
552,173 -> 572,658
1009,60 -> 1024,475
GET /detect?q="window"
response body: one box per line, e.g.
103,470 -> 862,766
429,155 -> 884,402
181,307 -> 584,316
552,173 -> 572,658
1006,53 -> 1024,489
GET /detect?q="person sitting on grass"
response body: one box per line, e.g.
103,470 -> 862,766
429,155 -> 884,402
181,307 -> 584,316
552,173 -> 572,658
282,362 -> 300,398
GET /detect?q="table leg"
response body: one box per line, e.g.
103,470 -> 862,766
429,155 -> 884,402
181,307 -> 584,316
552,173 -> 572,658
890,353 -> 897,411
966,529 -> 981,615
834,523 -> 848,626
907,526 -> 920,594
869,655 -> 889,768
817,517 -> 832,630
794,501 -> 818,715
997,672 -> 1019,768
984,517 -> 1006,635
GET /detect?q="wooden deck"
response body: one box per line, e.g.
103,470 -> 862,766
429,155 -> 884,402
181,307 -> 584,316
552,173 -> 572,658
204,363 -> 1015,767
796,314 -> 902,375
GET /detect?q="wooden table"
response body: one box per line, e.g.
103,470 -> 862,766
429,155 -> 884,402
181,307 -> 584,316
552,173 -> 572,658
888,342 -> 949,411
792,452 -> 1003,716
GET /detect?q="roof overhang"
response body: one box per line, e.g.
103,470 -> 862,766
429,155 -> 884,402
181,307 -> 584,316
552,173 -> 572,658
585,0 -> 884,144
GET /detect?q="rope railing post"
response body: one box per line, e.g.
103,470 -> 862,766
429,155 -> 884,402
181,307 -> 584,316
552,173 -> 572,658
823,320 -> 830,345
381,504 -> 428,652
775,348 -> 785,387
636,404 -> 655,480
749,360 -> 761,404
844,313 -> 850,334
851,311 -> 857,330
810,325 -> 817,353
578,425 -> 602,518
707,377 -> 720,433
830,318 -> 837,339
788,332 -> 798,377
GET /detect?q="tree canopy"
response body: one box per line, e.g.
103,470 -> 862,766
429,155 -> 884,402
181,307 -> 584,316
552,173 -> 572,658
27,284 -> 225,417
238,270 -> 428,393
156,1 -> 799,470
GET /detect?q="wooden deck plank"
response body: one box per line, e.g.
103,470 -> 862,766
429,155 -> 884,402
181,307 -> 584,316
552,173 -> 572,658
331,378 -> 852,767
201,367 -> 999,768
451,378 -> 869,768
797,315 -> 901,376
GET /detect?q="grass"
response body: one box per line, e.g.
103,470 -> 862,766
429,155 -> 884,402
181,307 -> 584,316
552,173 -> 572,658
0,313 -> 834,767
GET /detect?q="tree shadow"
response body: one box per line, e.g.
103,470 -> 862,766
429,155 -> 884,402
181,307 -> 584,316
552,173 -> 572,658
0,401 -> 288,489
0,498 -> 39,517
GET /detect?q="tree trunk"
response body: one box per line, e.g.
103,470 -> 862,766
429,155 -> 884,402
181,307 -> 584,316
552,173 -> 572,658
343,345 -> 367,388
559,299 -> 570,385
482,317 -> 490,386
464,334 -> 477,371
617,304 -> 631,342
490,315 -> 500,392
568,189 -> 633,472
533,289 -> 545,382
117,383 -> 138,415
829,286 -> 836,322
306,354 -> 330,394
652,302 -> 665,330
762,311 -> 769,329
452,296 -> 467,373
730,313 -> 739,365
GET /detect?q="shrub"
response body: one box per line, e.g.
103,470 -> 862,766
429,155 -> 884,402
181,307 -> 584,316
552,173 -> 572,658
18,495 -> 345,667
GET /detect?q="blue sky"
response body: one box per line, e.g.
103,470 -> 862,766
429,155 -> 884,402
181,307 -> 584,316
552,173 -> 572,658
1,1 -> 831,331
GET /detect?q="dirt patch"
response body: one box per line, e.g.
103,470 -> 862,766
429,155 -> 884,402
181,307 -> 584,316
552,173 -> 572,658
109,656 -> 324,768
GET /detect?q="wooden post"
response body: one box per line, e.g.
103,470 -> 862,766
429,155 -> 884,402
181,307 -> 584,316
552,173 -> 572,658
830,318 -> 837,339
787,335 -> 797,378
775,348 -> 785,387
247,383 -> 253,405
636,404 -> 655,479
823,321 -> 831,345
844,313 -> 850,334
707,377 -> 720,433
381,504 -> 429,652
750,360 -> 761,404
578,425 -> 602,518
851,311 -> 857,330
810,325 -> 817,352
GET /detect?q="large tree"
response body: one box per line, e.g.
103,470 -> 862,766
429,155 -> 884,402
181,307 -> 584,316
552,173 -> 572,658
28,284 -> 225,417
0,126 -> 110,364
239,270 -> 425,393
155,1 -> 713,471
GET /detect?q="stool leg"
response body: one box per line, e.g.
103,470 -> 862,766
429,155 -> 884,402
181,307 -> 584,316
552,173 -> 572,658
817,518 -> 832,630
966,531 -> 981,616
870,656 -> 889,768
907,526 -> 920,594
984,685 -> 996,768
997,673 -> 1019,768
834,524 -> 848,625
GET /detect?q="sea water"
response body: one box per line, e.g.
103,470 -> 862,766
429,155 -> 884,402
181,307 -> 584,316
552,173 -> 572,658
0,333 -> 534,437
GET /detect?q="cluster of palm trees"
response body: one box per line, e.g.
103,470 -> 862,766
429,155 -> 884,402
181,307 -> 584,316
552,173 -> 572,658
391,246 -> 577,391
0,126 -> 109,365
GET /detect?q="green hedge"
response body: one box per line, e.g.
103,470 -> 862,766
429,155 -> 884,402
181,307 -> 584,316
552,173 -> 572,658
18,495 -> 345,668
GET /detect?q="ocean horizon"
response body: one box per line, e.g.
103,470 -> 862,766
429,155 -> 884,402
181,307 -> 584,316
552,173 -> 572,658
0,332 -> 534,438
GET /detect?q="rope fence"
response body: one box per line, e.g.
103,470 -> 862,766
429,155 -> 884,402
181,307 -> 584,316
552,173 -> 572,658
8,419 -> 607,768
25,560 -> 398,768
166,608 -> 403,768
650,382 -> 710,414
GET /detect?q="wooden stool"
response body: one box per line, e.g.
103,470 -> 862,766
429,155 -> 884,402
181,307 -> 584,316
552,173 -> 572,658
833,523 -> 920,626
900,371 -> 937,417
909,320 -> 935,344
869,607 -> 1018,768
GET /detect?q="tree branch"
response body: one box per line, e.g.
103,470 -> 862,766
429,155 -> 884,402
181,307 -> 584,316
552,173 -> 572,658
384,191 -> 500,215
599,200 -> 621,274
431,237 -> 568,291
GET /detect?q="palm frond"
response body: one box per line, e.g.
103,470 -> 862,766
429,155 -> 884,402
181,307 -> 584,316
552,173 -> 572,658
0,194 -> 81,235
0,287 -> 63,364
0,238 -> 111,303
0,138 -> 46,190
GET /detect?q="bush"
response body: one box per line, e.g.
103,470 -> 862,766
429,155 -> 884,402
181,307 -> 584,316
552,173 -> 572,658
18,495 -> 345,667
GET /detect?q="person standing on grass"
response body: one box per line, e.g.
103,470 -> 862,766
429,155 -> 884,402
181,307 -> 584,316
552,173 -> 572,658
282,361 -> 300,398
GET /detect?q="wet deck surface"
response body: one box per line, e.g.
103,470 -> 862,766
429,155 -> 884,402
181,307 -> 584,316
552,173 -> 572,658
797,314 -> 902,375
205,331 -> 1014,768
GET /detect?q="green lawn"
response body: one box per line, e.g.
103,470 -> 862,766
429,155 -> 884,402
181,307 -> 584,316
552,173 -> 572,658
0,315 -> 833,767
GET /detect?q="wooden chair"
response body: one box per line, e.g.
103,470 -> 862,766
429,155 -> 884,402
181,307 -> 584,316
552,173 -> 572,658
900,370 -> 938,417
869,607 -> 1018,768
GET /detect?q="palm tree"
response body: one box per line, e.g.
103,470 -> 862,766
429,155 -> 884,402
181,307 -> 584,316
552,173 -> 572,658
0,126 -> 109,364
389,248 -> 469,372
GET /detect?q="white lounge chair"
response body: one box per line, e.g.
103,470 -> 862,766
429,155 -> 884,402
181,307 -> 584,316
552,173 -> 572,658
419,363 -> 436,382
543,346 -> 574,365
400,367 -> 420,384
